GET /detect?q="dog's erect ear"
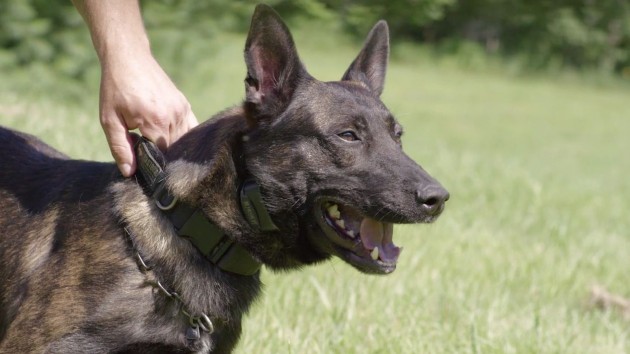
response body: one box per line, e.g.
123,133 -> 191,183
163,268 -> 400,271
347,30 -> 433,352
342,21 -> 389,96
244,4 -> 305,120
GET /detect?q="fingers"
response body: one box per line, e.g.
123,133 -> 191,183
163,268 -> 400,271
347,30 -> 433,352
103,105 -> 194,178
99,55 -> 196,174
140,121 -> 169,152
169,102 -> 198,146
139,99 -> 197,151
101,114 -> 136,177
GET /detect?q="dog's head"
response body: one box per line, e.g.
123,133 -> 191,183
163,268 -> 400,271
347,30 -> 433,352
237,5 -> 449,274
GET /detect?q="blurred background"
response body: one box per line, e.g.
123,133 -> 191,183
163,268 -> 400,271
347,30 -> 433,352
1,1 -> 629,353
1,0 -> 630,91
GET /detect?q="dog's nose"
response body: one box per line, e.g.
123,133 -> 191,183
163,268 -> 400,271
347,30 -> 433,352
416,186 -> 449,216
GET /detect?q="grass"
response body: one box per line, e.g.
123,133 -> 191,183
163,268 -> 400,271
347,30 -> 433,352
1,27 -> 629,353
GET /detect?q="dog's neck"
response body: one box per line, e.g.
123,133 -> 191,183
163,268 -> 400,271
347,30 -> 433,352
143,109 -> 278,276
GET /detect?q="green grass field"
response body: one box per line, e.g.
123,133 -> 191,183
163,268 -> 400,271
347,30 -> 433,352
1,29 -> 629,353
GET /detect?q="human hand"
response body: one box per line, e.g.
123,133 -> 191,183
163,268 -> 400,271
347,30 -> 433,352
99,52 -> 198,177
72,0 -> 198,177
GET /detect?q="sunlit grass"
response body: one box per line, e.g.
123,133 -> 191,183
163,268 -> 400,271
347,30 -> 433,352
1,26 -> 629,353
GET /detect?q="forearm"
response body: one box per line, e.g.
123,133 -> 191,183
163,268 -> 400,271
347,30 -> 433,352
72,0 -> 151,63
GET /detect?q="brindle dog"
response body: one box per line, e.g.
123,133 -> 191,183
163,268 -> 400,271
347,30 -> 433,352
0,4 -> 448,353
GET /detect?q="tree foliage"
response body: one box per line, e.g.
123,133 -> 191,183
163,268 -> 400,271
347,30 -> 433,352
0,0 -> 628,77
423,0 -> 630,72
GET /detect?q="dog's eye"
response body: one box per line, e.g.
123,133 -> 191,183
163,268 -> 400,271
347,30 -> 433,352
337,131 -> 359,142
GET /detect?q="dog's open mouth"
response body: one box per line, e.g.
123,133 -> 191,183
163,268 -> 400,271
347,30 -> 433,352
314,200 -> 401,274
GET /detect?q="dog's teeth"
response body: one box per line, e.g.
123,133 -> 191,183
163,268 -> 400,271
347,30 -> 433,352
327,204 -> 340,219
335,219 -> 345,229
347,230 -> 355,238
370,247 -> 379,261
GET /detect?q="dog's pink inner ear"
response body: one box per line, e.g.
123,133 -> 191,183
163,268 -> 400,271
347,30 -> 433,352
245,47 -> 288,108
246,48 -> 271,104
255,50 -> 281,97
243,4 -> 310,121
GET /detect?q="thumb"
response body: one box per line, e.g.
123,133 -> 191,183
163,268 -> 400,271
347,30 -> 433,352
101,115 -> 136,177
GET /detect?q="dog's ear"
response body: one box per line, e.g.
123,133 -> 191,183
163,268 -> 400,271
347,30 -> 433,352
244,4 -> 305,121
342,21 -> 389,96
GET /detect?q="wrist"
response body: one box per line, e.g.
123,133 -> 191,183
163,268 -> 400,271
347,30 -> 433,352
96,33 -> 152,65
74,0 -> 152,65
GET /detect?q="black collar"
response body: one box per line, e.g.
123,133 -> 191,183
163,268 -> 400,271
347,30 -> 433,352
134,137 -> 277,276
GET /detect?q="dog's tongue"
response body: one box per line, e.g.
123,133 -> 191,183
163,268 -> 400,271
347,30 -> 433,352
359,218 -> 401,262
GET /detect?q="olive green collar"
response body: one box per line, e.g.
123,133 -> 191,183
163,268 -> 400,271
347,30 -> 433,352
134,137 -> 277,276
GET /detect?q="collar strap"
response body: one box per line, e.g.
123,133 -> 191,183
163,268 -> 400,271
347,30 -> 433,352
135,137 -> 275,276
239,179 -> 279,232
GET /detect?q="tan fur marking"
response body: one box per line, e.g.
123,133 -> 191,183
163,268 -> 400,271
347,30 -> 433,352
107,181 -> 210,287
22,208 -> 58,276
109,181 -> 180,256
165,160 -> 212,199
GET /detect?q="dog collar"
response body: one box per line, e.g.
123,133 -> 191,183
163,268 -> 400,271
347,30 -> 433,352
134,137 -> 277,276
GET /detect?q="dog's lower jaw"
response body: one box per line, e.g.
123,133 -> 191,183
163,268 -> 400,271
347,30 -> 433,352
244,225 -> 332,272
306,200 -> 403,275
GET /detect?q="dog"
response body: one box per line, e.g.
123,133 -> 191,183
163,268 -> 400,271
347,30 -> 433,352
0,4 -> 448,353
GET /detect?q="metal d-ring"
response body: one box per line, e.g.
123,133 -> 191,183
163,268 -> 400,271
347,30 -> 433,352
181,309 -> 214,334
155,195 -> 177,211
196,313 -> 214,333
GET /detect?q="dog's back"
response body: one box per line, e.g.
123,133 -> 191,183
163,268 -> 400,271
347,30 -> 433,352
0,127 -> 118,212
0,127 -> 138,351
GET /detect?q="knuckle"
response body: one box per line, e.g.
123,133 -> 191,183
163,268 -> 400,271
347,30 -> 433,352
173,102 -> 190,122
153,113 -> 172,129
100,115 -> 115,129
149,104 -> 189,128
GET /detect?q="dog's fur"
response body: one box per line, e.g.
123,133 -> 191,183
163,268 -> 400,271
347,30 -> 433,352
0,5 -> 448,353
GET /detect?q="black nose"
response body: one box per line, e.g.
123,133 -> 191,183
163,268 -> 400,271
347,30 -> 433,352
416,186 -> 449,216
